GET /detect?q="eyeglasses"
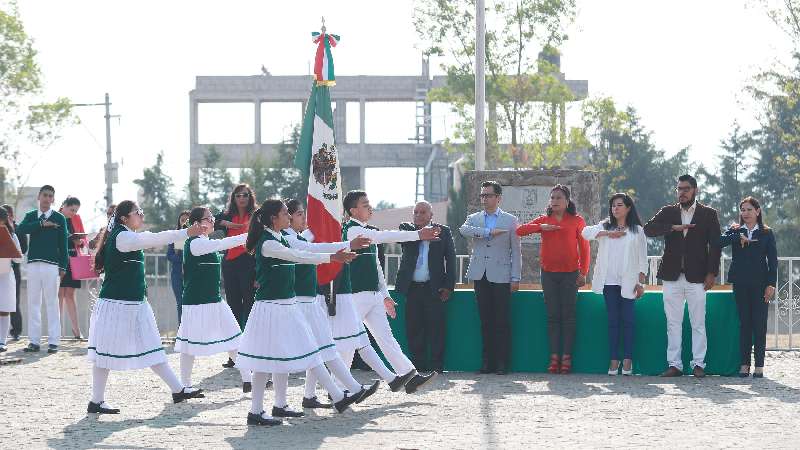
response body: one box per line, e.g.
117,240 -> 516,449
132,209 -> 145,217
201,216 -> 215,223
235,192 -> 251,198
479,193 -> 498,198
675,187 -> 693,193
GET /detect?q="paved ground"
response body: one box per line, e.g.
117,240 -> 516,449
1,340 -> 800,449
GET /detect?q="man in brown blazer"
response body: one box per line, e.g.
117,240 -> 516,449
644,174 -> 721,378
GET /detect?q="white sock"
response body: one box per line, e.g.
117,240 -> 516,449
304,368 -> 318,398
251,372 -> 268,414
327,357 -> 363,392
180,353 -> 195,387
272,373 -> 289,408
340,349 -> 355,368
150,362 -> 184,393
310,364 -> 344,403
91,365 -> 110,403
357,345 -> 397,382
0,315 -> 9,346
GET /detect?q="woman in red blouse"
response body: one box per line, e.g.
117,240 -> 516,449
517,185 -> 590,374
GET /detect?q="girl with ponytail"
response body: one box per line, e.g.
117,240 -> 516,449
86,200 -> 206,416
236,199 -> 364,426
175,206 -> 254,394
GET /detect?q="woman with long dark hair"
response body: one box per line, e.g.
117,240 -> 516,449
517,184 -> 591,374
87,200 -> 205,415
216,184 -> 257,368
236,199 -> 362,426
166,210 -> 190,324
582,193 -> 648,376
58,196 -> 85,339
0,208 -> 22,353
176,206 -> 252,392
719,197 -> 777,378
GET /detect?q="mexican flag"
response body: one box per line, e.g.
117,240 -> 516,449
295,69 -> 343,285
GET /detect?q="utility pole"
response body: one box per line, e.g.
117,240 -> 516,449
71,93 -> 118,207
475,0 -> 486,171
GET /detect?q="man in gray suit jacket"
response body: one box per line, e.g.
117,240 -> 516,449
459,181 -> 522,374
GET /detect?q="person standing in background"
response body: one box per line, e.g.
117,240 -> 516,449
0,208 -> 23,352
1,204 -> 27,341
215,184 -> 257,369
460,181 -> 522,375
16,185 -> 69,354
58,196 -> 86,340
516,185 -> 590,375
166,210 -> 190,325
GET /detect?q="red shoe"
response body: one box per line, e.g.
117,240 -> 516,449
547,354 -> 560,374
560,354 -> 573,374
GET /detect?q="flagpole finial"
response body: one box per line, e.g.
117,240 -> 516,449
321,16 -> 326,34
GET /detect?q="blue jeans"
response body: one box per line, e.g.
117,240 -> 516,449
603,285 -> 635,360
170,270 -> 183,324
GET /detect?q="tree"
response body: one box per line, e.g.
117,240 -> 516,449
414,0 -> 577,168
697,124 -> 755,226
133,151 -> 175,231
197,145 -> 235,213
1,2 -> 74,206
374,200 -> 397,211
240,124 -> 306,203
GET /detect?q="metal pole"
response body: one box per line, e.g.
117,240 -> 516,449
475,0 -> 486,171
104,93 -> 113,206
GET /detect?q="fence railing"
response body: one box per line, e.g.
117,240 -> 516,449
17,253 -> 800,350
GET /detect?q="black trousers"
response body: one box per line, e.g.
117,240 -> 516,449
474,274 -> 511,369
734,282 -> 769,367
405,281 -> 446,371
541,270 -> 579,355
10,263 -> 22,337
222,254 -> 255,329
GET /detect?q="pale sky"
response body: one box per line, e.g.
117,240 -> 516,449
12,0 -> 790,230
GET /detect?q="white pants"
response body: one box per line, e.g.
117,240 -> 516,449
26,262 -> 61,346
662,274 -> 706,371
352,291 -> 415,376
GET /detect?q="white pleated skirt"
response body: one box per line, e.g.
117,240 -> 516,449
0,270 -> 16,312
236,298 -> 327,374
87,298 -> 166,370
329,293 -> 369,353
296,295 -> 338,362
174,300 -> 242,356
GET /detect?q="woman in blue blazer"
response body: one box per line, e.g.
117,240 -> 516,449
719,197 -> 777,378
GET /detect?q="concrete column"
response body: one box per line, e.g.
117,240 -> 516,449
334,100 -> 347,143
189,98 -> 199,145
254,100 -> 261,144
359,99 -> 366,144
301,101 -> 307,122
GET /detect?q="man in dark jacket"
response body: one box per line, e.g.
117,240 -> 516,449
396,201 -> 456,372
644,174 -> 721,378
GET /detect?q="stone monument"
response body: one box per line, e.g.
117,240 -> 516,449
462,169 -> 601,284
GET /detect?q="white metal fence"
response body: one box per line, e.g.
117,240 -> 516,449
16,254 -> 800,350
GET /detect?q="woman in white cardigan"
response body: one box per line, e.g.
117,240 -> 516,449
582,193 -> 648,376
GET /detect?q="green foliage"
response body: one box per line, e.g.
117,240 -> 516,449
697,124 -> 754,226
240,124 -> 306,204
197,146 -> 235,213
133,151 -> 176,231
374,200 -> 397,211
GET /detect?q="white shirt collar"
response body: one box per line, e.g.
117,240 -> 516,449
38,207 -> 54,219
267,228 -> 284,240
681,201 -> 697,213
483,208 -> 502,217
282,227 -> 298,236
350,217 -> 368,227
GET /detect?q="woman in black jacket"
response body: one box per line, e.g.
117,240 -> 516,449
718,197 -> 777,378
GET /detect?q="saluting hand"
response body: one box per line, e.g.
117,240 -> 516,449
331,248 -> 357,264
41,220 -> 59,229
539,224 -> 561,232
418,226 -> 441,241
186,222 -> 204,237
490,228 -> 508,237
671,224 -> 695,232
349,235 -> 372,250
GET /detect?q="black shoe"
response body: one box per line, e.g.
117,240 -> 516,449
266,379 -> 273,389
23,343 -> 40,352
495,365 -> 508,375
355,380 -> 381,404
272,405 -> 304,418
242,382 -> 252,393
247,411 -> 282,426
172,387 -> 205,403
0,345 -> 6,353
222,357 -> 236,368
478,361 -> 493,374
47,344 -> 59,354
405,372 -> 438,394
87,401 -> 120,414
388,370 -> 417,392
302,396 -> 333,409
11,335 -> 20,342
738,372 -> 750,378
753,372 -> 765,379
333,391 -> 360,413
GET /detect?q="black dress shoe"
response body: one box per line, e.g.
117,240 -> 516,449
247,411 -> 282,426
355,380 -> 380,404
272,405 -> 304,418
405,372 -> 438,394
23,343 -> 40,352
11,335 -> 20,342
47,344 -> 59,354
333,391 -> 360,413
302,396 -> 333,409
496,365 -> 508,375
87,401 -> 120,414
478,361 -> 493,374
753,372 -> 764,379
692,366 -> 706,378
0,345 -> 6,353
222,357 -> 236,368
660,366 -> 683,377
388,370 -> 417,392
172,387 -> 205,403
738,372 -> 750,378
